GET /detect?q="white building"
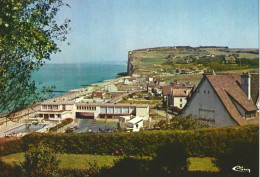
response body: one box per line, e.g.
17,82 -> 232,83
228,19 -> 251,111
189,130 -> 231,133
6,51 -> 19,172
180,72 -> 259,127
35,100 -> 74,121
127,117 -> 143,132
35,101 -> 150,121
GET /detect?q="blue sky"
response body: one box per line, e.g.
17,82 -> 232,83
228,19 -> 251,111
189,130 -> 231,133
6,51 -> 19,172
51,0 -> 259,64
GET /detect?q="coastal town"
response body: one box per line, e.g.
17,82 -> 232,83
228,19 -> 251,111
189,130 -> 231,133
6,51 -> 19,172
0,46 -> 259,137
0,0 -> 259,176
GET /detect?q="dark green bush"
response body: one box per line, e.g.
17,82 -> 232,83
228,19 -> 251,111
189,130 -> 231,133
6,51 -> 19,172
150,142 -> 189,177
0,159 -> 22,177
0,125 -> 258,158
214,141 -> 259,175
0,139 -> 24,156
100,157 -> 150,177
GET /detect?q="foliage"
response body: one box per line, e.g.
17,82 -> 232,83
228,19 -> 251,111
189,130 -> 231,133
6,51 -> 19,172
0,139 -> 24,156
0,125 -> 258,159
153,115 -> 209,130
0,159 -> 21,177
48,118 -> 73,133
21,145 -> 60,177
214,141 -> 259,175
0,0 -> 70,116
99,156 -> 150,177
235,58 -> 259,68
150,142 -> 189,177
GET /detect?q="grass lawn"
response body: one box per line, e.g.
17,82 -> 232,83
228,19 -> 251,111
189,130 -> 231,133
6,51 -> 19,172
141,58 -> 166,64
1,153 -> 219,172
188,157 -> 219,172
0,153 -> 120,169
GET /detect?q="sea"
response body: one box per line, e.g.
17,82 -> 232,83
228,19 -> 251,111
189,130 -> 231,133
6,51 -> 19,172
32,63 -> 126,97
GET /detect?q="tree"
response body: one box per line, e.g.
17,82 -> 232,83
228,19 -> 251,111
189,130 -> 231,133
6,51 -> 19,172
21,145 -> 60,177
0,0 -> 70,117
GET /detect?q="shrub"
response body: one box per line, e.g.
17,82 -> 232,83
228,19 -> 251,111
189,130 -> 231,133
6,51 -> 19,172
0,125 -> 258,158
150,142 -> 189,177
153,115 -> 209,130
21,145 -> 60,177
99,157 -> 150,177
214,141 -> 259,175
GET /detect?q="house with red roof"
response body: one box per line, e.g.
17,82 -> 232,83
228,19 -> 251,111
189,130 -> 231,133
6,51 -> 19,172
180,72 -> 259,127
162,82 -> 196,109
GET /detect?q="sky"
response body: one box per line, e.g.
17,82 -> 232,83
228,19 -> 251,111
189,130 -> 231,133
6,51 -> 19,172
51,0 -> 259,64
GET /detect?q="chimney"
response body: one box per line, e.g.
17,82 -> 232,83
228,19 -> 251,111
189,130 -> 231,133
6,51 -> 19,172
241,72 -> 251,100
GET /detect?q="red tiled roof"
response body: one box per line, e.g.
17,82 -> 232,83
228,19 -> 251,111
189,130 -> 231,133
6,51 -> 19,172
172,88 -> 188,97
91,92 -> 103,98
206,75 -> 258,125
162,86 -> 173,96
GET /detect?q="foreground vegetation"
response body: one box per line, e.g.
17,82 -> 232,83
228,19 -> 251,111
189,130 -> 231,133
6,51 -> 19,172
0,153 -> 218,172
0,125 -> 258,176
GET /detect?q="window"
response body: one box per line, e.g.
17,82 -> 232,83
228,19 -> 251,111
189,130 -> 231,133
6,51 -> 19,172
204,90 -> 206,94
245,111 -> 256,118
50,114 -> 54,118
208,91 -> 210,94
53,105 -> 58,110
136,124 -> 139,128
107,107 -> 114,114
42,105 -> 47,110
57,114 -> 61,118
180,98 -> 182,102
122,108 -> 128,114
62,105 -> 66,110
100,107 -> 106,113
115,108 -> 121,114
48,105 -> 52,110
180,104 -> 182,108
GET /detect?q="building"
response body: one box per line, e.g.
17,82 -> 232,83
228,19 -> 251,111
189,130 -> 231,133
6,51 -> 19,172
124,77 -> 136,85
126,117 -> 143,132
35,100 -> 150,121
224,56 -> 236,64
91,92 -> 104,99
162,82 -> 196,109
180,72 -> 259,127
169,88 -> 189,109
34,100 -> 74,121
76,103 -> 149,120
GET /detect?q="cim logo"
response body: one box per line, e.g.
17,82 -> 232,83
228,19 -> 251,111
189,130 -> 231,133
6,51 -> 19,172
232,166 -> 250,173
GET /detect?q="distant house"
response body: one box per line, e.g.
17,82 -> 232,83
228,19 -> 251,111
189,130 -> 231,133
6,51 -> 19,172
163,82 -> 195,109
224,56 -> 236,64
124,77 -> 136,85
147,82 -> 162,96
35,100 -> 74,121
126,117 -> 143,132
109,84 -> 118,92
169,88 -> 189,109
91,92 -> 104,99
180,72 -> 259,127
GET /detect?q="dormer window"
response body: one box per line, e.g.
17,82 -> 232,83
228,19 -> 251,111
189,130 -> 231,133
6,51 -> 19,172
245,111 -> 256,118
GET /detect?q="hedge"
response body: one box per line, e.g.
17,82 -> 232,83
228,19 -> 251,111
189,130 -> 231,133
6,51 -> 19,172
0,125 -> 258,157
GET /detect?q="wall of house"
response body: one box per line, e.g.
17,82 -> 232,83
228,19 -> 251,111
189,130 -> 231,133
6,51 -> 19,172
182,78 -> 238,127
136,107 -> 149,120
173,97 -> 187,109
75,105 -> 100,119
110,84 -> 118,92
